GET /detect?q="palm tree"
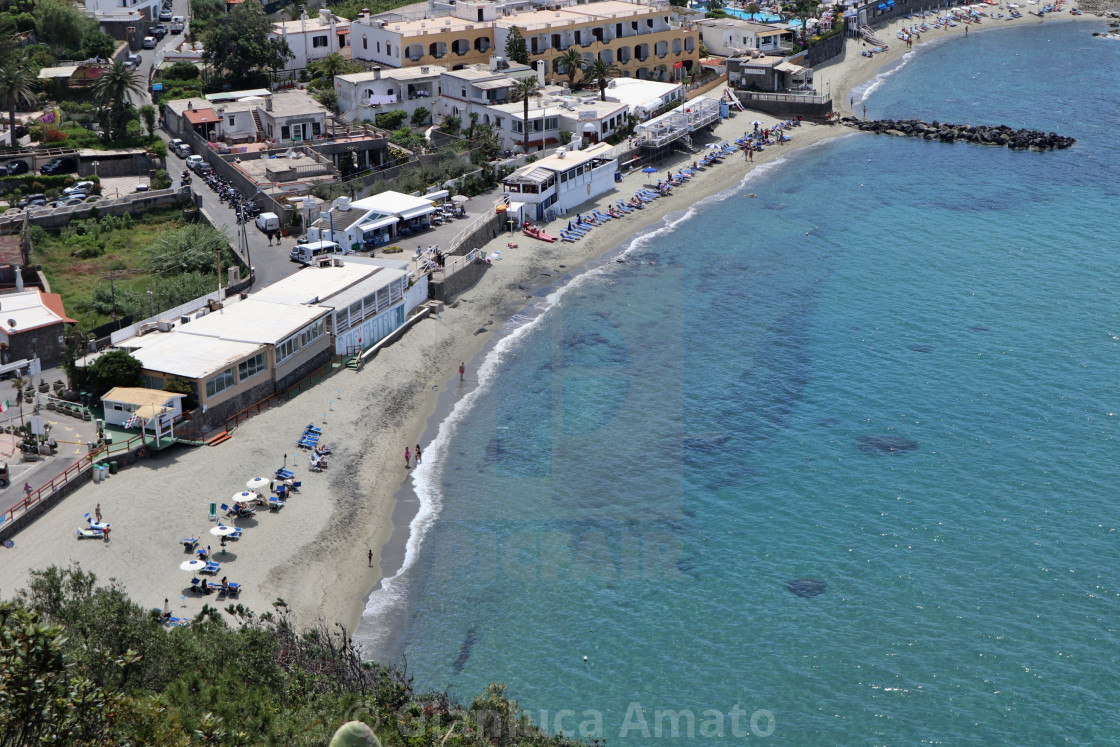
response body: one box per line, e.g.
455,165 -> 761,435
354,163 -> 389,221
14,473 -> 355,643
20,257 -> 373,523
92,61 -> 144,112
92,61 -> 144,140
745,2 -> 762,18
0,58 -> 37,148
310,52 -> 356,78
510,77 -> 540,153
555,47 -> 587,88
582,58 -> 621,102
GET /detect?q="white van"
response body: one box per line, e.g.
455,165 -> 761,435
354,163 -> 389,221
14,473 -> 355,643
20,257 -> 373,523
255,212 -> 280,232
289,241 -> 344,265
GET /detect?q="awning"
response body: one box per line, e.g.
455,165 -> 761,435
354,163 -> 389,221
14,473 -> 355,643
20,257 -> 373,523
359,215 -> 398,233
423,189 -> 449,202
183,108 -> 220,125
38,65 -> 79,80
755,28 -> 788,36
475,79 -> 512,90
398,204 -> 438,220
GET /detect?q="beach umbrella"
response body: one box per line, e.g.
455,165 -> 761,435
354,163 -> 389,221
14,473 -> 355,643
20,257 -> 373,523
232,491 -> 257,504
180,559 -> 206,572
451,195 -> 469,203
245,478 -> 268,493
751,120 -> 764,126
163,598 -> 170,616
211,525 -> 239,537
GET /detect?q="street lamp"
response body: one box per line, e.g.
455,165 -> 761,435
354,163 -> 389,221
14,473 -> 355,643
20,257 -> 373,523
92,161 -> 99,177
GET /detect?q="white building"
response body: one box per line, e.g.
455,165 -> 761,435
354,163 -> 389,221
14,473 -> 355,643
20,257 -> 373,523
249,257 -> 415,355
334,65 -> 446,124
101,387 -> 186,438
308,191 -> 442,251
164,90 -> 329,145
602,77 -> 685,121
271,9 -> 351,72
501,142 -> 618,221
83,0 -> 159,24
695,18 -> 794,57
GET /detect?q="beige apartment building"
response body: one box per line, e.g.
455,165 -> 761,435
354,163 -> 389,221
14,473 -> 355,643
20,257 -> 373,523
350,0 -> 698,82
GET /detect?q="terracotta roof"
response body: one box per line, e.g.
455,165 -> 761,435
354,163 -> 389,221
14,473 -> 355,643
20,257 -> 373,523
40,293 -> 77,324
183,108 -> 221,125
0,236 -> 22,266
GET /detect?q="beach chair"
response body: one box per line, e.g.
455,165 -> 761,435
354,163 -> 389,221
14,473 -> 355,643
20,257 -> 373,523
76,527 -> 103,540
202,561 -> 220,575
308,455 -> 323,472
221,503 -> 236,517
289,481 -> 301,493
190,577 -> 204,593
305,424 -> 323,435
268,498 -> 285,511
182,537 -> 198,550
196,546 -> 209,560
226,582 -> 241,597
276,468 -> 295,479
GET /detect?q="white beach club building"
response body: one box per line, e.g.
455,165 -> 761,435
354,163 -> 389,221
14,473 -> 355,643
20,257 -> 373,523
307,191 -> 443,251
501,142 -> 618,221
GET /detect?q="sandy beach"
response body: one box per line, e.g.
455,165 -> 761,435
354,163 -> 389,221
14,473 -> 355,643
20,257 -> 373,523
0,9 -> 1098,634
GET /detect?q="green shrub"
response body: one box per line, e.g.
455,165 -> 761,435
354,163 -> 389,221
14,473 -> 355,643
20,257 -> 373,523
151,169 -> 172,190
374,109 -> 408,130
162,61 -> 200,80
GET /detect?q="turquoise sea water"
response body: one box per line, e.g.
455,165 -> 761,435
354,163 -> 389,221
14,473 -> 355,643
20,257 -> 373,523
358,21 -> 1120,743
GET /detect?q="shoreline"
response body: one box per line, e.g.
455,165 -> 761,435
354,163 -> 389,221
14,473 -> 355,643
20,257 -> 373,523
0,9 -> 1102,640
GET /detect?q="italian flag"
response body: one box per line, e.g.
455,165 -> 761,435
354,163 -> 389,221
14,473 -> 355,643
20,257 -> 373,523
0,400 -> 8,413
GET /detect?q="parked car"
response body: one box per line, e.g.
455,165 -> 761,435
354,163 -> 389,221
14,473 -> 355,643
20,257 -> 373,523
159,9 -> 172,21
170,139 -> 192,158
185,154 -> 205,171
17,193 -> 46,208
64,181 -> 96,196
151,24 -> 168,39
142,36 -> 156,49
39,157 -> 76,175
125,53 -> 142,68
3,160 -> 28,175
135,184 -> 150,193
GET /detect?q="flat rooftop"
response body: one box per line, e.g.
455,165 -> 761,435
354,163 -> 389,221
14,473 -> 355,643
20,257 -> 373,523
129,333 -> 263,379
272,15 -> 349,34
337,66 -> 446,84
494,1 -> 664,30
380,16 -> 485,35
175,299 -> 330,345
250,263 -> 379,306
527,142 -> 614,172
262,92 -> 328,118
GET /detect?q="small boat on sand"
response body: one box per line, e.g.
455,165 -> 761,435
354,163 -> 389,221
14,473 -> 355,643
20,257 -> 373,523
522,225 -> 558,242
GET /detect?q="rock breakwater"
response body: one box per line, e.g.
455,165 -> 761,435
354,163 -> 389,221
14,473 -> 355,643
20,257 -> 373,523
840,118 -> 1076,150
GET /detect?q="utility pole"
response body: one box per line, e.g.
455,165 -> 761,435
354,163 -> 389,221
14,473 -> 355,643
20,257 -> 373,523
216,245 -> 222,298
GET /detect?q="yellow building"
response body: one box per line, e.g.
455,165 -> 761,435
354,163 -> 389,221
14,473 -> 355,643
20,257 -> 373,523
350,0 -> 699,81
495,1 -> 699,83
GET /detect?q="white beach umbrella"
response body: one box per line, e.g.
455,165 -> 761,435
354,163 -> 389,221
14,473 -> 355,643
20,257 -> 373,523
210,525 -> 239,537
451,195 -> 469,203
180,559 -> 206,572
245,478 -> 268,493
232,491 -> 257,504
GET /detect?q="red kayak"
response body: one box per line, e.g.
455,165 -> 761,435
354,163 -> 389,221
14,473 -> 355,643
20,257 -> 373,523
522,225 -> 557,243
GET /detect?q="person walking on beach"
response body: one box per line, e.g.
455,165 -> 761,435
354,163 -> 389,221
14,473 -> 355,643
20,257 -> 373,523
850,96 -> 854,109
367,549 -> 373,567
749,148 -> 753,162
415,444 -> 422,465
405,446 -> 411,468
95,503 -> 102,522
459,362 -> 465,382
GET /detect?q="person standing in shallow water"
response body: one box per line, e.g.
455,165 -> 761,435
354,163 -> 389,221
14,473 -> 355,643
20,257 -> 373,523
404,446 -> 411,468
415,444 -> 422,464
459,362 -> 465,382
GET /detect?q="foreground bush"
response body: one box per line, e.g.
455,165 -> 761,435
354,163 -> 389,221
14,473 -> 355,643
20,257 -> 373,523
0,566 -> 597,746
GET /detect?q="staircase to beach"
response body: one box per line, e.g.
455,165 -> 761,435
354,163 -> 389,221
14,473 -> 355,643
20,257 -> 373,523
859,24 -> 888,46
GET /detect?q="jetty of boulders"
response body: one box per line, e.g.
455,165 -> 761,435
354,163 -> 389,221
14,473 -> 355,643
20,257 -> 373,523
839,117 -> 1076,150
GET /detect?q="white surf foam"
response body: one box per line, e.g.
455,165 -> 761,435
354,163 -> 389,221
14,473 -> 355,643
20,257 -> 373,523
358,145 -> 800,632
